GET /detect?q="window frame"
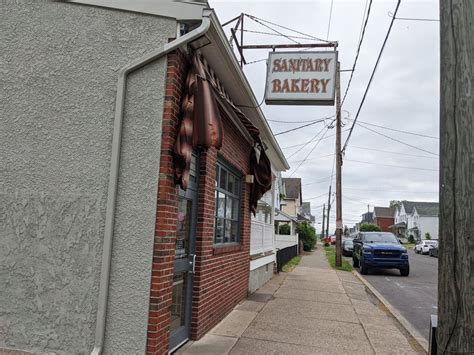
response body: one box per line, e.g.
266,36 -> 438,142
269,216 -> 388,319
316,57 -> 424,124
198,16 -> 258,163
214,159 -> 242,246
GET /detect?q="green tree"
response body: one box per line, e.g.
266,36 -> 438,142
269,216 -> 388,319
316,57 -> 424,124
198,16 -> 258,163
359,223 -> 381,232
343,225 -> 349,237
297,222 -> 316,251
279,224 -> 291,235
425,232 -> 432,240
390,200 -> 401,209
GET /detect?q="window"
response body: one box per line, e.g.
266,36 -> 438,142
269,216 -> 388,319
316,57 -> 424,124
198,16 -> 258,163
214,161 -> 241,245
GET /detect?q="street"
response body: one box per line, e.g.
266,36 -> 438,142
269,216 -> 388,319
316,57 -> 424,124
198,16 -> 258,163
348,249 -> 438,340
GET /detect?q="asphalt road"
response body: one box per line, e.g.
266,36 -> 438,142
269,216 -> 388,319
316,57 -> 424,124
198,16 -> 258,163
348,249 -> 438,340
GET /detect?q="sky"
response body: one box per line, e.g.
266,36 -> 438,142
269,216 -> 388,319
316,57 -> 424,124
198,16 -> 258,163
210,0 -> 440,234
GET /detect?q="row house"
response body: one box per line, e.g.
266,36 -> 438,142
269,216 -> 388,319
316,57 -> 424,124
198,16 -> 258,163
0,1 -> 288,354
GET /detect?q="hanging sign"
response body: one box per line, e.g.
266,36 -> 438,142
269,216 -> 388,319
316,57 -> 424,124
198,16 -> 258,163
265,51 -> 337,106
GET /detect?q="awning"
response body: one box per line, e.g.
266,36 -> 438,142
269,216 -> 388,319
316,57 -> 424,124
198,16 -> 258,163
174,53 -> 271,213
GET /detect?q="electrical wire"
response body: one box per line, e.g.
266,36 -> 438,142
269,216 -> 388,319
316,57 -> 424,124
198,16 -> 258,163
286,122 -> 330,159
289,122 -> 334,176
268,115 -> 335,124
302,175 -> 333,186
388,11 -> 439,22
235,96 -> 265,109
282,128 -> 350,150
355,122 -> 439,156
344,158 -> 438,172
326,0 -> 334,40
244,13 -> 331,43
245,15 -> 300,44
342,0 -> 402,154
238,29 -> 317,41
274,118 -> 327,136
348,145 -> 438,159
288,153 -> 335,165
340,0 -> 373,107
346,118 -> 439,139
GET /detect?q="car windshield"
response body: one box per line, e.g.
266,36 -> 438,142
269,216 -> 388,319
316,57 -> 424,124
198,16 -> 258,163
344,240 -> 353,245
363,233 -> 398,244
424,241 -> 437,245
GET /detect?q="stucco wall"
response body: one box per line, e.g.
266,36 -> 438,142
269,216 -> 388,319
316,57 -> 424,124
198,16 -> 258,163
0,2 -> 175,354
419,217 -> 439,239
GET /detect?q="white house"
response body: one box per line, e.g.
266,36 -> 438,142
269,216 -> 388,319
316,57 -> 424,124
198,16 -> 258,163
393,201 -> 439,241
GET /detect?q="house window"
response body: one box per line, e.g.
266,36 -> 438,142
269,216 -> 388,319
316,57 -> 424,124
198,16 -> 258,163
214,161 -> 241,245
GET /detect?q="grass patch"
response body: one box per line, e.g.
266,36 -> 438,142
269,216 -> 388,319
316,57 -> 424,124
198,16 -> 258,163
324,246 -> 353,272
282,256 -> 302,272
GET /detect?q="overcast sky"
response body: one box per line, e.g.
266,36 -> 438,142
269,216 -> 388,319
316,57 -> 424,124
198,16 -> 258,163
210,0 -> 440,233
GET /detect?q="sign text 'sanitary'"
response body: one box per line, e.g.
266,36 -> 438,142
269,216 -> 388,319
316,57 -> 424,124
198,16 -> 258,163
265,51 -> 337,106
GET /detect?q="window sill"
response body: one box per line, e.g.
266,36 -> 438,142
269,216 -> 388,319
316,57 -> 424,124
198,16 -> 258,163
212,244 -> 243,255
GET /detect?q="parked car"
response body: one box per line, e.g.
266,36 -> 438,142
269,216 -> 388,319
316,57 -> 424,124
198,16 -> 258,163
429,246 -> 438,258
352,232 -> 409,276
415,240 -> 438,255
342,239 -> 353,256
330,235 -> 336,245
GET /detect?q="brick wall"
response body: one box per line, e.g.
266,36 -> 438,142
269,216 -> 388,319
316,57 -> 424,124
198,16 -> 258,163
146,49 -> 253,353
191,111 -> 252,340
375,217 -> 395,232
146,49 -> 189,355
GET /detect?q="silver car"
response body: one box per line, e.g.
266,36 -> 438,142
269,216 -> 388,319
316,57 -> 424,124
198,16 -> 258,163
342,239 -> 354,256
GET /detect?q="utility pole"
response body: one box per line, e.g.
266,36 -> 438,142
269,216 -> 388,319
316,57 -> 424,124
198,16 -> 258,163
437,1 -> 473,354
321,204 -> 326,240
335,61 -> 342,267
326,185 -> 331,238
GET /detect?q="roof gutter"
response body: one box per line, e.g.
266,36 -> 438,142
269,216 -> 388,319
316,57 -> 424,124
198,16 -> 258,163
91,10 -> 211,355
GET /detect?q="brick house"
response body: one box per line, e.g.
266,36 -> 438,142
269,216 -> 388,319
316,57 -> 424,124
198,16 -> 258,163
0,2 -> 288,354
373,207 -> 395,232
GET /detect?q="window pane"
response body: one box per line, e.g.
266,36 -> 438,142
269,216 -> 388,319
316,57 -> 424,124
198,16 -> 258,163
224,220 -> 231,243
230,221 -> 238,242
228,174 -> 235,194
215,165 -> 220,187
231,198 -> 239,220
220,168 -> 227,190
170,272 -> 187,332
225,196 -> 233,219
175,197 -> 191,259
217,192 -> 225,218
215,219 -> 223,244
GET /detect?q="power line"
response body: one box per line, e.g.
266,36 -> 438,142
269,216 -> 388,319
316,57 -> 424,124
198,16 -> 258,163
344,158 -> 438,172
346,118 -> 439,139
282,128 -> 350,150
344,187 -> 437,194
305,192 -> 330,200
326,0 -> 334,40
342,0 -> 402,154
348,145 -> 438,159
302,175 -> 333,186
268,115 -> 334,124
244,13 -> 331,43
274,118 -> 327,136
388,11 -> 439,22
286,123 -> 329,159
246,15 -> 300,44
340,0 -> 374,107
289,121 -> 335,176
238,29 -> 318,41
288,153 -> 334,164
355,122 -> 439,156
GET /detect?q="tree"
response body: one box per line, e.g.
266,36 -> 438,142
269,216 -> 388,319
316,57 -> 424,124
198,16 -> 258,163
278,224 -> 291,235
359,223 -> 381,232
389,200 -> 401,209
296,222 -> 316,251
425,232 -> 432,240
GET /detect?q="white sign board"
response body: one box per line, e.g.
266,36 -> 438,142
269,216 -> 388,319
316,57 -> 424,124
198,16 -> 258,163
265,51 -> 337,106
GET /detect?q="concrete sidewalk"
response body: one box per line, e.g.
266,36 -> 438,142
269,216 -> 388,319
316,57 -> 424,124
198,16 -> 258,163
177,247 -> 423,354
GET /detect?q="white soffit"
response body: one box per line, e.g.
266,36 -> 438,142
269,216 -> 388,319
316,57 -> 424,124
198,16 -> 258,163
64,0 -> 207,20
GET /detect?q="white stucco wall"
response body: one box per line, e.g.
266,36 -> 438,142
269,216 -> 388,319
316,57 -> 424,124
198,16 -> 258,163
418,217 -> 439,239
0,2 -> 175,354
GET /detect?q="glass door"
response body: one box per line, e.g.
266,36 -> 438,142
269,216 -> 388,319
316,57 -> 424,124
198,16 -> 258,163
169,154 -> 198,352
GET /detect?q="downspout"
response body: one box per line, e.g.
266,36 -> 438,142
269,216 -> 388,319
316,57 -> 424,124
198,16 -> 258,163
91,10 -> 212,355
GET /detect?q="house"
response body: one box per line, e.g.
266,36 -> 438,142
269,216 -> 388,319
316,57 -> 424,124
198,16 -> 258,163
0,2 -> 288,354
360,211 -> 375,224
373,207 -> 395,232
392,201 -> 439,241
281,178 -> 302,217
300,201 -> 316,226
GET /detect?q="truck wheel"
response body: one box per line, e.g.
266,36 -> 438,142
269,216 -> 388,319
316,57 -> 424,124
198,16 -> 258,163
360,261 -> 368,275
353,256 -> 359,268
400,267 -> 410,276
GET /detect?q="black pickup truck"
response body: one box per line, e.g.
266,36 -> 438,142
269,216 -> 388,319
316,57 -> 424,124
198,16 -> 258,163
352,232 -> 410,276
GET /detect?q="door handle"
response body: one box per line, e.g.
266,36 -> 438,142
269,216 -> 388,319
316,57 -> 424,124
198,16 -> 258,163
189,254 -> 196,274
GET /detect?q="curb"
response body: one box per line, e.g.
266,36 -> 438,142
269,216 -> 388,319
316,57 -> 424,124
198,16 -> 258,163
352,270 -> 429,354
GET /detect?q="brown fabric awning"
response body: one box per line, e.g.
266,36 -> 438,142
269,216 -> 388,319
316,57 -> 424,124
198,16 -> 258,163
174,53 -> 272,213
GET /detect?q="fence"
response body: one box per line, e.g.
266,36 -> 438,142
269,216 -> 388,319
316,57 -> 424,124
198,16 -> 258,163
250,220 -> 274,255
276,245 -> 298,272
275,233 -> 298,250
